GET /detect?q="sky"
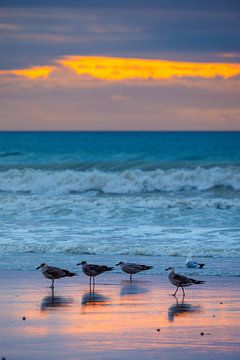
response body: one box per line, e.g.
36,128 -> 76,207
0,0 -> 240,131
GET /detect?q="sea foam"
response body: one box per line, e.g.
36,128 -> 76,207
0,166 -> 239,194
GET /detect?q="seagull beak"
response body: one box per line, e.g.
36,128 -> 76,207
165,267 -> 170,271
76,263 -> 81,266
36,266 -> 41,270
115,263 -> 120,266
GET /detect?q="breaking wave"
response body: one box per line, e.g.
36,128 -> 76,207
0,167 -> 239,194
1,239 -> 240,258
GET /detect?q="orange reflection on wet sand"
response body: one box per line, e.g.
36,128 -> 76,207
0,273 -> 239,359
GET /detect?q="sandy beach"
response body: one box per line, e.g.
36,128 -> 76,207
0,270 -> 239,360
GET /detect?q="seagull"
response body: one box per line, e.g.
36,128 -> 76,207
166,267 -> 205,297
185,254 -> 205,269
77,261 -> 113,286
36,263 -> 77,288
116,261 -> 153,281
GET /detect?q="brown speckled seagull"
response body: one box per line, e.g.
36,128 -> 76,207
36,263 -> 77,288
77,261 -> 113,286
166,267 -> 205,297
116,261 -> 153,281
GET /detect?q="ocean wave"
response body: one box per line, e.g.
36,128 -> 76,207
0,151 -> 23,158
1,240 -> 240,258
0,193 -> 239,212
0,159 -> 239,172
0,167 -> 240,194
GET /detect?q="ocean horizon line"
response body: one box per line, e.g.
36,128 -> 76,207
0,130 -> 240,133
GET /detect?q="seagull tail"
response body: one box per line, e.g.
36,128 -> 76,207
198,263 -> 205,268
64,270 -> 77,277
194,280 -> 206,284
142,265 -> 153,270
106,266 -> 114,272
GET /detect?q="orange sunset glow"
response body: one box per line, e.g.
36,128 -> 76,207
0,66 -> 55,79
0,56 -> 240,82
58,56 -> 240,81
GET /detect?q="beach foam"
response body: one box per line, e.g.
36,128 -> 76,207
0,167 -> 240,194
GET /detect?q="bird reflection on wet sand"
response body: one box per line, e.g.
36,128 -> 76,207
120,282 -> 149,297
168,297 -> 201,322
41,287 -> 73,311
81,290 -> 109,306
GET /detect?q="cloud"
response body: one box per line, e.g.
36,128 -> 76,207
0,65 -> 55,79
1,1 -> 240,11
1,4 -> 240,70
1,73 -> 240,130
58,56 -> 240,81
1,55 -> 239,86
0,22 -> 17,30
111,94 -> 131,102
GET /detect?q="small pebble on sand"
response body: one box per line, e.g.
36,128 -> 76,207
22,317 -> 26,321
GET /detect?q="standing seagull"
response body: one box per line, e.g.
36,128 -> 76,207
185,254 -> 205,269
166,267 -> 205,297
116,261 -> 153,281
77,261 -> 113,286
36,263 -> 77,288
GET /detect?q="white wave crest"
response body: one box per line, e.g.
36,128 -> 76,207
1,240 -> 240,258
0,167 -> 240,194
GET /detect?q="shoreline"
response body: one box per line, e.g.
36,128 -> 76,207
1,253 -> 239,277
0,271 -> 239,359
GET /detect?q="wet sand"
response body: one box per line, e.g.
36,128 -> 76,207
0,270 -> 239,360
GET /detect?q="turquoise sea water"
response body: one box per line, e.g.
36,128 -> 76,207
0,132 -> 239,276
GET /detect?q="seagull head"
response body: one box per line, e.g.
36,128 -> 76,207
77,261 -> 87,266
115,261 -> 123,266
165,267 -> 175,272
36,262 -> 47,270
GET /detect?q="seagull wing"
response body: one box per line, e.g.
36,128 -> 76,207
45,266 -> 66,278
173,272 -> 193,285
124,263 -> 143,273
88,264 -> 102,272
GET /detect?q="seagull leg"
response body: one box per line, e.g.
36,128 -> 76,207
172,286 -> 178,296
50,279 -> 54,289
130,274 -> 132,281
182,287 -> 185,298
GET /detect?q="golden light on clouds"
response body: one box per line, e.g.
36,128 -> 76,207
58,56 -> 240,81
0,66 -> 55,79
0,56 -> 239,82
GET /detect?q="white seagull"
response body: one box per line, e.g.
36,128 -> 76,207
116,261 -> 153,281
36,263 -> 77,288
166,267 -> 205,297
185,254 -> 205,269
77,261 -> 113,286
